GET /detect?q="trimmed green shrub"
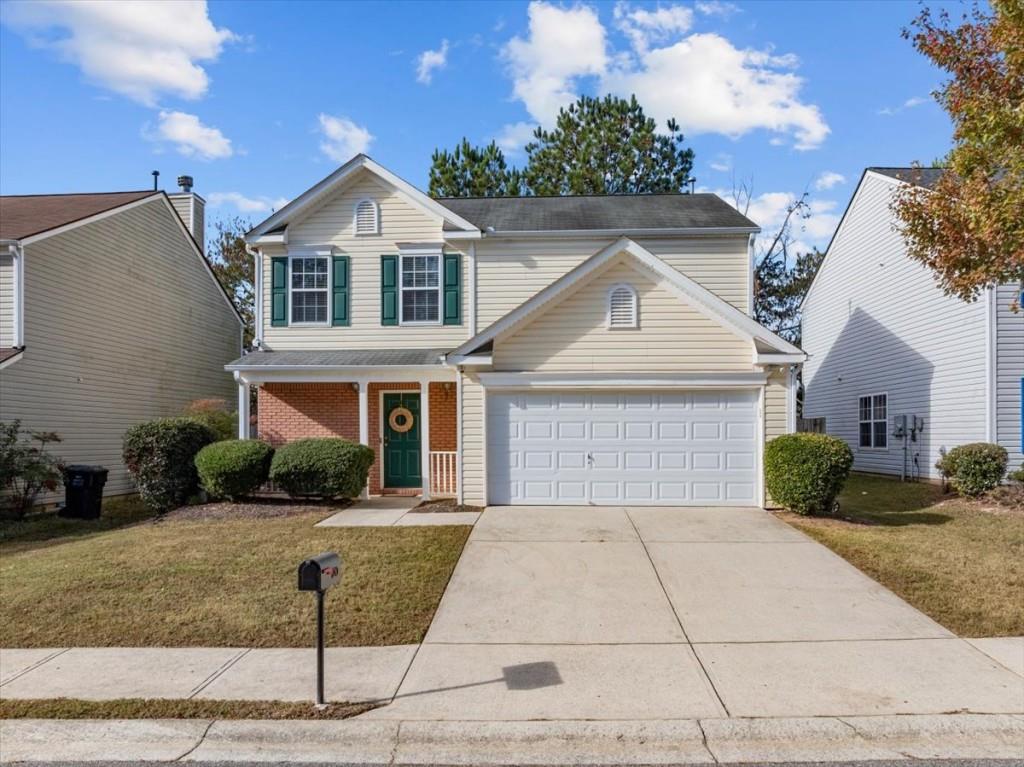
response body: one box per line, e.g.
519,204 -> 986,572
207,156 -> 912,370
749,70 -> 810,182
195,440 -> 273,501
1009,463 -> 1024,484
182,399 -> 236,442
123,418 -> 217,512
936,443 -> 1008,497
764,433 -> 854,515
268,438 -> 374,500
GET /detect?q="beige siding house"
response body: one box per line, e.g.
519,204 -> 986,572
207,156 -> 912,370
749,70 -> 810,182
230,155 -> 803,507
0,188 -> 244,500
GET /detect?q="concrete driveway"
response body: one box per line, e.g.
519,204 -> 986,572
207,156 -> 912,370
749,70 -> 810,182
370,506 -> 1023,721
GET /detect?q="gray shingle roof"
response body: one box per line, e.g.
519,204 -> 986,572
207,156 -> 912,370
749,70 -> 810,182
227,349 -> 448,369
0,191 -> 156,240
435,193 -> 757,232
868,167 -> 946,190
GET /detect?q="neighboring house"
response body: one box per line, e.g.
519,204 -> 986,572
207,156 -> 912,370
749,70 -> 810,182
0,181 -> 244,500
802,167 -> 1023,481
229,154 -> 804,507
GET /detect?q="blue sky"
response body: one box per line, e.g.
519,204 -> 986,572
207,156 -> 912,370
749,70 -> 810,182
0,0 -> 959,251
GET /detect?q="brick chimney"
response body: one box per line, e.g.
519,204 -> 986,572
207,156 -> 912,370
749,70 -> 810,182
168,174 -> 206,253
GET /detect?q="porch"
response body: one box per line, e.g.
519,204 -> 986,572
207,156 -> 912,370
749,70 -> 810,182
227,350 -> 459,500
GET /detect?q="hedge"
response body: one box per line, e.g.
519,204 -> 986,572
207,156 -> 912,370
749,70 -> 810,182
123,418 -> 217,512
268,438 -> 374,500
936,443 -> 1008,497
195,440 -> 273,501
764,433 -> 853,515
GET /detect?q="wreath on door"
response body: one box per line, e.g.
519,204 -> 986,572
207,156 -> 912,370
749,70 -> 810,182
388,406 -> 414,433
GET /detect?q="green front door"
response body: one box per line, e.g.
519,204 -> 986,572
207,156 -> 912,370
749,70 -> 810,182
382,392 -> 422,488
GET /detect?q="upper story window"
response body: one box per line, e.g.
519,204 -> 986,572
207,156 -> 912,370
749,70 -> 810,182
291,256 -> 329,324
607,283 -> 638,328
354,198 -> 379,235
401,253 -> 440,324
858,393 -> 888,449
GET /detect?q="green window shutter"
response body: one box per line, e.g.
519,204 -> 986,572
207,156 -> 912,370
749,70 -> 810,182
270,256 -> 288,327
381,255 -> 398,326
442,253 -> 461,325
331,256 -> 350,326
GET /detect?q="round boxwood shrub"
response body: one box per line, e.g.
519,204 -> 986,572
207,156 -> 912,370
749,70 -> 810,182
936,442 -> 1008,497
269,438 -> 375,500
195,439 -> 273,501
123,418 -> 217,512
764,433 -> 853,515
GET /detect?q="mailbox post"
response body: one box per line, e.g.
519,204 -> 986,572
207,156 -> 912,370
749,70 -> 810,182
297,551 -> 341,707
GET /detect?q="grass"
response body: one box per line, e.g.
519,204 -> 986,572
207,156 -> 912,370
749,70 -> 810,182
0,698 -> 376,720
781,473 -> 1024,637
0,498 -> 470,647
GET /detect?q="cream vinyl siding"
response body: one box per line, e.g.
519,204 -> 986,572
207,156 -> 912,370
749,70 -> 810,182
460,371 -> 486,506
0,198 -> 241,500
0,251 -> 12,347
994,282 -> 1023,468
802,172 -> 988,479
764,368 -> 788,440
474,235 -> 750,329
492,258 -> 751,372
261,172 -> 469,349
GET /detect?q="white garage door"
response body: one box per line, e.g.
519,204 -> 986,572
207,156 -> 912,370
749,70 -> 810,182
487,390 -> 759,506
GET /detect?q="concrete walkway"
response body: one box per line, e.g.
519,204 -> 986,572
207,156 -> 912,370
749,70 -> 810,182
315,496 -> 480,527
367,505 -> 1024,721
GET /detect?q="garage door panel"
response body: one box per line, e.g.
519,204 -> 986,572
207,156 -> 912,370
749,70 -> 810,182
487,390 -> 759,506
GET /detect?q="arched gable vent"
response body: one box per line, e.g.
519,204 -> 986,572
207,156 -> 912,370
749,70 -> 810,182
607,283 -> 638,328
354,198 -> 379,235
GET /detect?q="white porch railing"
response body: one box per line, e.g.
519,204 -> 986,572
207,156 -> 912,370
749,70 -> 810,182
429,451 -> 459,498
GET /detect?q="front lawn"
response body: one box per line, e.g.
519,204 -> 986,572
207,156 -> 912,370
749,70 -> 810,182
781,473 -> 1024,637
0,498 -> 469,648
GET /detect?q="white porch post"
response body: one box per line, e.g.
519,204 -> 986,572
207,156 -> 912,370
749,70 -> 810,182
235,373 -> 250,439
420,379 -> 431,500
358,381 -> 369,499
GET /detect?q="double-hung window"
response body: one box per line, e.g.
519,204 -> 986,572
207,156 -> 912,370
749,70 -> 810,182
858,393 -> 888,449
400,253 -> 440,324
291,256 -> 329,324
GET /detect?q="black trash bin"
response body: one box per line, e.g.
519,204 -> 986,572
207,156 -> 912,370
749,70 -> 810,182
58,465 -> 109,519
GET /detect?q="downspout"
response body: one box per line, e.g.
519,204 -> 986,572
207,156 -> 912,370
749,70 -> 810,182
747,233 -> 756,318
247,245 -> 263,350
7,241 -> 25,348
984,286 -> 997,442
456,368 -> 464,505
468,242 -> 477,336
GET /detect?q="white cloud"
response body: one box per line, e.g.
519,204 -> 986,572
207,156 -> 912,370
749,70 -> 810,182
500,1 -> 607,125
878,95 -> 929,116
614,2 -> 693,54
317,114 -> 374,163
496,121 -> 538,154
814,171 -> 846,190
498,2 -> 828,151
207,192 -> 289,214
696,1 -> 740,17
604,33 -> 829,150
1,0 -> 235,105
416,39 -> 449,85
709,153 -> 732,172
150,110 -> 232,160
733,190 -> 840,254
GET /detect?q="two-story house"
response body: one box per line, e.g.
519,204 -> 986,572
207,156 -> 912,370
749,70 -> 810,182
0,181 -> 244,501
802,167 -> 1023,480
229,155 -> 804,507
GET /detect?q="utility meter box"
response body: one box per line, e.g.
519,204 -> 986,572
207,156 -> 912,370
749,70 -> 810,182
298,552 -> 341,592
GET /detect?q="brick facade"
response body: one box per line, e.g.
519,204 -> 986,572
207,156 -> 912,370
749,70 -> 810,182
258,380 -> 457,495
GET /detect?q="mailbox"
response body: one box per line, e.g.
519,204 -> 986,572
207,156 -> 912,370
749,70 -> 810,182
298,552 -> 341,592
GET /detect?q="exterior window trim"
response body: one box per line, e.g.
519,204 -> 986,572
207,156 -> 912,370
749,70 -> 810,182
858,391 -> 889,450
288,253 -> 331,327
606,282 -> 639,329
353,198 -> 380,236
399,251 -> 442,326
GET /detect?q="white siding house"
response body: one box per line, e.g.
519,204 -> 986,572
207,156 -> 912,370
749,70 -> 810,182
802,168 -> 1023,479
0,188 -> 243,501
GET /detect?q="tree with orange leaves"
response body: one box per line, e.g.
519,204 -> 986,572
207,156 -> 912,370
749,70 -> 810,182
893,1 -> 1023,308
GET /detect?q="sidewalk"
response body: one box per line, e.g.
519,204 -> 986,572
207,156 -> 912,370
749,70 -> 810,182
2,713 -> 1023,763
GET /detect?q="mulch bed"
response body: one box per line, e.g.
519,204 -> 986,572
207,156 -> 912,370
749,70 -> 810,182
412,498 -> 485,514
159,497 -> 352,522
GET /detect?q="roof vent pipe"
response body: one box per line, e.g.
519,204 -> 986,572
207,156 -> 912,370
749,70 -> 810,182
152,170 -> 160,190
177,175 -> 194,194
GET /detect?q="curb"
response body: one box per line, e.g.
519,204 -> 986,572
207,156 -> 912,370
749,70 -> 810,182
1,713 -> 1022,763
